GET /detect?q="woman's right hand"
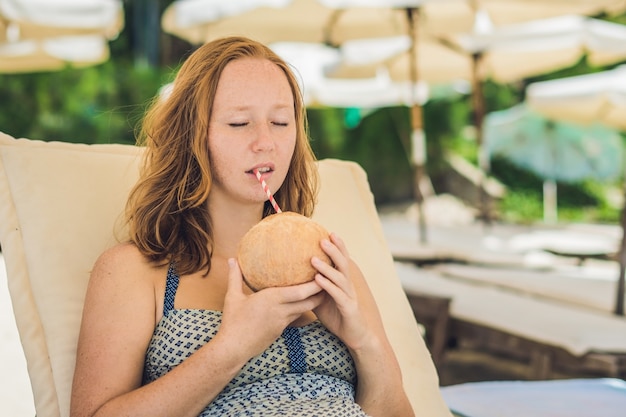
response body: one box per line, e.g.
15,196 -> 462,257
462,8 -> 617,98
216,258 -> 324,359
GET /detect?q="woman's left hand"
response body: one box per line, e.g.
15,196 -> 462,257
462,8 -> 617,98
312,233 -> 415,417
311,233 -> 372,351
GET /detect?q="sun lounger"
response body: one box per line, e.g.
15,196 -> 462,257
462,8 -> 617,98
382,217 -> 578,269
382,214 -> 619,268
429,262 -> 622,315
0,132 -> 452,417
397,262 -> 626,379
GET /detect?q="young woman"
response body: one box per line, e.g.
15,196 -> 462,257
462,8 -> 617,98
70,36 -> 414,417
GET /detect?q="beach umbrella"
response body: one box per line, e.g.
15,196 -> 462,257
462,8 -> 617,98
161,0 -> 626,45
484,104 -> 622,192
0,0 -> 123,42
0,0 -> 123,73
335,14 -> 626,224
448,15 -> 626,223
526,65 -> 626,131
270,40 -> 435,108
0,34 -> 110,73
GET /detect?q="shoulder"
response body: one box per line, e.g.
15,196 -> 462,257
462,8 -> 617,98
87,243 -> 166,305
83,242 -> 167,330
92,242 -> 147,272
91,242 -> 166,281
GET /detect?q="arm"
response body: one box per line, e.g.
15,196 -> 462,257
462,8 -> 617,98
70,244 -> 246,417
312,234 -> 415,417
70,245 -> 324,417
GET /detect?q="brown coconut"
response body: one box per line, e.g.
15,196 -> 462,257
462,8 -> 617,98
237,211 -> 331,291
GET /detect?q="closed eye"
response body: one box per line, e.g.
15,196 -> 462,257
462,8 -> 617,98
229,122 -> 248,127
273,121 -> 289,126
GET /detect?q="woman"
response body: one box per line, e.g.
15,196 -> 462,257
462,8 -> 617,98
70,36 -> 414,417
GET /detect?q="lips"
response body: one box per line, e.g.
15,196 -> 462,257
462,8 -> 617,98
246,164 -> 274,175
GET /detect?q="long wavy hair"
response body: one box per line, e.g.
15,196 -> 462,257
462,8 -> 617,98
126,36 -> 319,276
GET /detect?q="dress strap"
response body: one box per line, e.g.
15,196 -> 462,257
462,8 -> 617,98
163,262 -> 179,315
282,327 -> 307,373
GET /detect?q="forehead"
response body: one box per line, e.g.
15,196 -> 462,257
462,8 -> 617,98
212,57 -> 296,113
219,58 -> 291,90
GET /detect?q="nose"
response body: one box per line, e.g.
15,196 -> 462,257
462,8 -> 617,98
252,124 -> 275,152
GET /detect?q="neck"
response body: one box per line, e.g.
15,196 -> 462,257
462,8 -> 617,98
208,199 -> 264,259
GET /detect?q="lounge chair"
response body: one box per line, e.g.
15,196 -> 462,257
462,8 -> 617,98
0,132 -> 452,417
397,262 -> 626,379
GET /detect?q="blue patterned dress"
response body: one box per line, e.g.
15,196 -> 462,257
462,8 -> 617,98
143,264 -> 369,416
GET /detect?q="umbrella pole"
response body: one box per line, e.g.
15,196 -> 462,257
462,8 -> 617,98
615,188 -> 626,316
543,179 -> 558,224
471,52 -> 492,228
407,7 -> 428,244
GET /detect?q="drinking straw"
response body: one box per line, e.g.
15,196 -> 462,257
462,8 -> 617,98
254,168 -> 282,213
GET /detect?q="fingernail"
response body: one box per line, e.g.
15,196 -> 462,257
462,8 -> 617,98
228,258 -> 236,267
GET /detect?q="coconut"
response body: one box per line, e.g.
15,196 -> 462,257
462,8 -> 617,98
237,211 -> 331,291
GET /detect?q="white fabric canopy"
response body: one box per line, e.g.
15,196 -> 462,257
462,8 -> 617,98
0,34 -> 110,73
526,65 -> 626,131
0,0 -> 123,72
0,0 -> 123,42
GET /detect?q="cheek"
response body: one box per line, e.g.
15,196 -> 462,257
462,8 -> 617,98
210,151 -> 237,180
207,142 -> 233,180
281,131 -> 297,157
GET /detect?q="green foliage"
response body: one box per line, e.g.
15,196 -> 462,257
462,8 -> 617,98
307,106 -> 414,203
0,62 -> 171,145
307,107 -> 347,158
343,107 -> 413,203
306,96 -> 472,205
498,190 -> 543,224
488,156 -> 621,224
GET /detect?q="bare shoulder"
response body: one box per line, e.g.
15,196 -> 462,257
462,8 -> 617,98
91,242 -> 150,275
85,242 -> 165,322
90,242 -> 165,286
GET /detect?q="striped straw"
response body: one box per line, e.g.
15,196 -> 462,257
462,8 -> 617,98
254,169 -> 282,213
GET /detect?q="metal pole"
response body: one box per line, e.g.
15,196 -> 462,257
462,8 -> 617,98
407,7 -> 428,244
615,186 -> 626,315
471,51 -> 492,228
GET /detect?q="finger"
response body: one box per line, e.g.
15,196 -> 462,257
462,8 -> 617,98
226,258 -> 245,296
289,291 -> 325,312
314,273 -> 351,306
267,279 -> 323,304
312,256 -> 356,298
320,237 -> 350,275
257,284 -> 325,325
311,255 -> 341,280
329,232 -> 350,258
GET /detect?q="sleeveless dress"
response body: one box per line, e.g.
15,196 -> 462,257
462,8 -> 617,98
143,264 -> 370,416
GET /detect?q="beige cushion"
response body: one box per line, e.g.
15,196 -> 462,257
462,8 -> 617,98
0,131 -> 451,417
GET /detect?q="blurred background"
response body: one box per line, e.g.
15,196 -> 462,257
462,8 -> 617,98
2,0 -> 626,226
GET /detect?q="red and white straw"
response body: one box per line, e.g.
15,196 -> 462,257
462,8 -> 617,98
254,169 -> 282,213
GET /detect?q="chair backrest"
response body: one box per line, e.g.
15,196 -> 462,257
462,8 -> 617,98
0,131 -> 452,417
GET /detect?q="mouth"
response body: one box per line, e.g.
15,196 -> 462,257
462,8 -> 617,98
247,166 -> 273,175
